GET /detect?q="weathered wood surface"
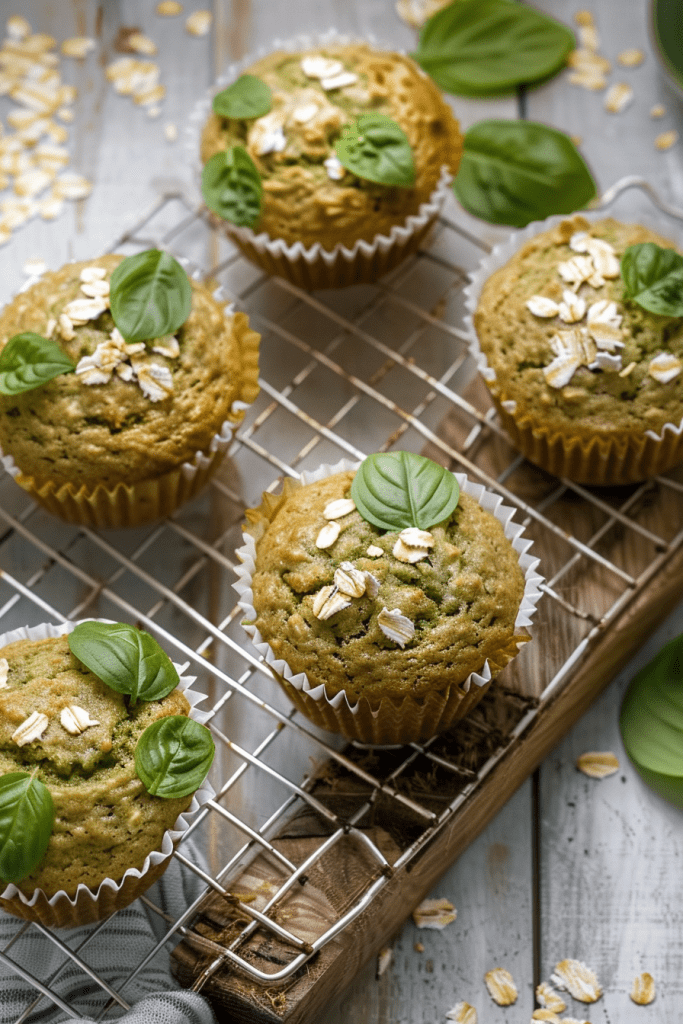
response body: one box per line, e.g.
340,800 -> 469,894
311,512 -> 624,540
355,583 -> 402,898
2,1 -> 683,1023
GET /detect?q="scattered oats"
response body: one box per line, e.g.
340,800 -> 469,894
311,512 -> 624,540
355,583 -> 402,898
527,295 -> 560,318
80,265 -> 107,282
60,704 -> 100,734
571,134 -> 583,147
377,947 -> 392,977
12,711 -> 49,746
45,317 -> 56,336
39,195 -> 63,219
250,111 -> 287,156
536,982 -> 566,1013
630,972 -> 655,1005
0,227 -> 12,245
23,256 -> 47,276
649,352 -> 682,383
558,254 -> 594,290
61,37 -> 96,59
14,168 -> 53,197
301,56 -> 344,80
567,48 -> 611,74
133,360 -> 174,401
0,658 -> 8,688
577,752 -> 620,778
411,897 -> 456,929
80,279 -> 110,298
592,350 -> 622,372
619,360 -> 637,377
378,607 -> 415,647
152,336 -> 179,358
317,523 -> 341,552
650,103 -> 665,118
588,320 -> 623,351
63,296 -> 108,322
157,0 -> 183,13
363,572 -> 380,598
605,82 -> 633,113
393,537 -> 428,563
544,330 -> 584,389
574,10 -> 595,26
164,122 -> 178,142
52,172 -> 93,199
484,968 -> 518,1006
414,942 -> 424,952
58,313 -> 75,340
323,497 -> 356,520
446,1002 -> 477,1024
186,10 -> 212,36
321,71 -> 358,91
531,1012 -> 561,1023
134,83 -> 166,106
147,105 -> 162,118
587,298 -> 621,327
551,959 -> 602,1003
578,24 -> 600,50
34,142 -> 70,170
6,15 -> 31,40
324,154 -> 344,180
46,120 -> 68,144
367,544 -> 383,557
559,289 -> 586,324
334,562 -> 367,598
568,68 -> 607,91
312,585 -> 351,620
292,102 -> 319,124
128,32 -> 158,56
618,47 -> 644,67
562,1018 -> 592,1024
396,0 -> 452,27
656,130 -> 678,150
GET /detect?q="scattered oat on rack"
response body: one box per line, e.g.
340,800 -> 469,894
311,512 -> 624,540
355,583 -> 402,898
630,971 -> 656,1004
186,10 -> 212,36
576,751 -> 620,778
395,0 -> 451,28
550,959 -> 602,1002
604,82 -> 633,113
484,967 -> 518,1006
655,130 -> 678,151
566,10 -> 610,90
411,897 -> 457,929
446,1001 -> 477,1023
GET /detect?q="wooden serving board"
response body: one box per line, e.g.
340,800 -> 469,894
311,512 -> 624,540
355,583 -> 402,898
171,379 -> 683,1022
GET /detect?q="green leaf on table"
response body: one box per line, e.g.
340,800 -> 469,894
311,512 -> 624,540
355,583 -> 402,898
0,333 -> 75,396
212,75 -> 272,119
0,772 -> 54,885
135,716 -> 214,798
109,249 -> 192,343
621,243 -> 683,316
350,451 -> 459,532
335,113 -> 415,188
620,633 -> 683,807
453,120 -> 597,228
413,0 -> 575,96
202,146 -> 263,227
68,621 -> 179,706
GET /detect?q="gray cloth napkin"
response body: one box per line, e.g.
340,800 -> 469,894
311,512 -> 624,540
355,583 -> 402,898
0,842 -> 216,1024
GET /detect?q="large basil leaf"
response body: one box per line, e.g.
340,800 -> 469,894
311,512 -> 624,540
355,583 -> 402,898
212,74 -> 272,119
201,146 -> 262,227
351,452 -> 459,532
109,249 -> 192,343
0,772 -> 54,885
413,0 -> 575,96
135,716 -> 214,798
0,332 -> 75,396
335,114 -> 415,188
454,120 -> 597,228
68,621 -> 179,706
620,634 -> 683,807
621,243 -> 683,316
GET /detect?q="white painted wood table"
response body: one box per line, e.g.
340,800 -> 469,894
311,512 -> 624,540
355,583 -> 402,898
1,2 -> 683,1023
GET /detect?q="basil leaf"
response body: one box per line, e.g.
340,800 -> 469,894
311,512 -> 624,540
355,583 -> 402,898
621,243 -> 683,316
201,146 -> 262,227
212,74 -> 272,119
68,621 -> 179,705
0,332 -> 75,396
109,249 -> 192,343
413,0 -> 575,97
135,716 -> 214,798
454,120 -> 597,228
0,772 -> 54,885
335,114 -> 415,188
351,451 -> 459,532
620,634 -> 683,807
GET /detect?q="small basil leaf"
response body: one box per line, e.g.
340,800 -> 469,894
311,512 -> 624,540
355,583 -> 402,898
350,451 -> 459,532
0,772 -> 54,885
212,74 -> 272,119
0,332 -> 75,396
202,146 -> 263,228
620,634 -> 683,807
335,114 -> 415,188
413,0 -> 575,97
454,120 -> 597,228
68,621 -> 179,705
621,243 -> 683,317
109,249 -> 192,343
135,716 -> 215,798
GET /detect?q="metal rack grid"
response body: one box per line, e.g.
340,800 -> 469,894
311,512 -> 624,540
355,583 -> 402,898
1,177 -> 683,1021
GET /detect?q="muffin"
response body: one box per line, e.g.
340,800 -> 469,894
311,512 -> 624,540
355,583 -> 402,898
197,39 -> 463,288
0,620 -> 213,928
469,215 -> 683,485
0,253 -> 260,527
235,455 -> 542,745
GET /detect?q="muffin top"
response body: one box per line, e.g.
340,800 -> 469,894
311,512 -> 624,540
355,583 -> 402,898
200,44 -> 463,249
474,216 -> 683,440
245,467 -> 526,704
0,254 -> 260,488
0,631 -> 194,895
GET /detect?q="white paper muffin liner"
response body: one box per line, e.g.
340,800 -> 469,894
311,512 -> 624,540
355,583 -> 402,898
0,620 -> 215,926
233,458 -> 543,743
187,31 -> 455,288
462,209 -> 683,483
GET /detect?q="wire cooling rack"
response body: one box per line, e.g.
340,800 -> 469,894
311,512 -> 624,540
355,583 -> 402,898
2,177 -> 683,1021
